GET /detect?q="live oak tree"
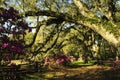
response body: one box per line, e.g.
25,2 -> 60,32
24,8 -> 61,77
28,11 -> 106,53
1,0 -> 120,58
25,0 -> 120,47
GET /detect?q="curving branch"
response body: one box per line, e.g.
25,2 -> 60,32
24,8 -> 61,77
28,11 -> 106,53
33,24 -> 57,54
73,0 -> 88,17
25,22 -> 44,48
25,6 -> 120,47
33,23 -> 63,55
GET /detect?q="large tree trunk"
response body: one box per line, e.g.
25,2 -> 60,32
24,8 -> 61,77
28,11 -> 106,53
73,0 -> 120,60
73,0 -> 120,47
77,20 -> 120,47
25,0 -> 120,48
26,11 -> 120,47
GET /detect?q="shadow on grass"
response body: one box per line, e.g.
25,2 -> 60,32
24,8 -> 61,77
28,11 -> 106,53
13,64 -> 120,80
48,67 -> 120,80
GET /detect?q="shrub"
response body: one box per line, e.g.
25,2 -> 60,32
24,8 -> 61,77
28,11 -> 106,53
53,53 -> 71,66
0,7 -> 32,63
43,53 -> 71,67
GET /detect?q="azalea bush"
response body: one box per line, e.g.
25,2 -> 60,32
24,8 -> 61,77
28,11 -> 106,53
0,7 -> 32,64
53,53 -> 71,66
43,53 -> 71,68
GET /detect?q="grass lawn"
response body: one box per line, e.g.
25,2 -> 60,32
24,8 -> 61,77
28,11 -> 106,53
68,61 -> 95,67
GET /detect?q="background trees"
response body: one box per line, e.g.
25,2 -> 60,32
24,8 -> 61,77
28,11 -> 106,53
0,0 -> 120,62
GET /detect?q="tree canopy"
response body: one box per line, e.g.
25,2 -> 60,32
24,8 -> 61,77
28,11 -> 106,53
0,0 -> 120,57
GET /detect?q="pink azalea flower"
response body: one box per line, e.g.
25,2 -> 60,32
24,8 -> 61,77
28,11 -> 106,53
1,43 -> 9,48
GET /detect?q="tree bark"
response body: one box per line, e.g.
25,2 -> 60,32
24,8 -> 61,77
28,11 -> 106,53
73,0 -> 120,47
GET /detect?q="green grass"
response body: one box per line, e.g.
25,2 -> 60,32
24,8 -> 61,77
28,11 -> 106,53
68,61 -> 94,67
68,60 -> 113,67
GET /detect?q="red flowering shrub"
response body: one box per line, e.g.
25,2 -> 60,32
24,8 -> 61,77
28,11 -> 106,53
56,53 -> 71,65
0,7 -> 32,62
43,53 -> 71,69
52,53 -> 71,66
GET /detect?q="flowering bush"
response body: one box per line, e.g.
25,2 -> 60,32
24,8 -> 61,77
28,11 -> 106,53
43,53 -> 71,69
42,53 -> 72,71
0,7 -> 32,62
56,53 -> 71,65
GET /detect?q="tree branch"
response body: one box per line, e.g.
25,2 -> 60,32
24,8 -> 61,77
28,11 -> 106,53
25,22 -> 43,48
25,7 -> 120,47
33,24 -> 62,55
33,25 -> 57,53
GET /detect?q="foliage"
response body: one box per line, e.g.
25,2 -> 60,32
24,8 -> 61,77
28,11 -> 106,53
53,52 -> 71,66
0,0 -> 119,63
0,7 -> 32,62
43,52 -> 71,67
68,61 -> 94,67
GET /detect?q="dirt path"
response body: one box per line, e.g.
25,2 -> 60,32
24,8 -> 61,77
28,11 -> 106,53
47,65 -> 112,80
25,65 -> 119,80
